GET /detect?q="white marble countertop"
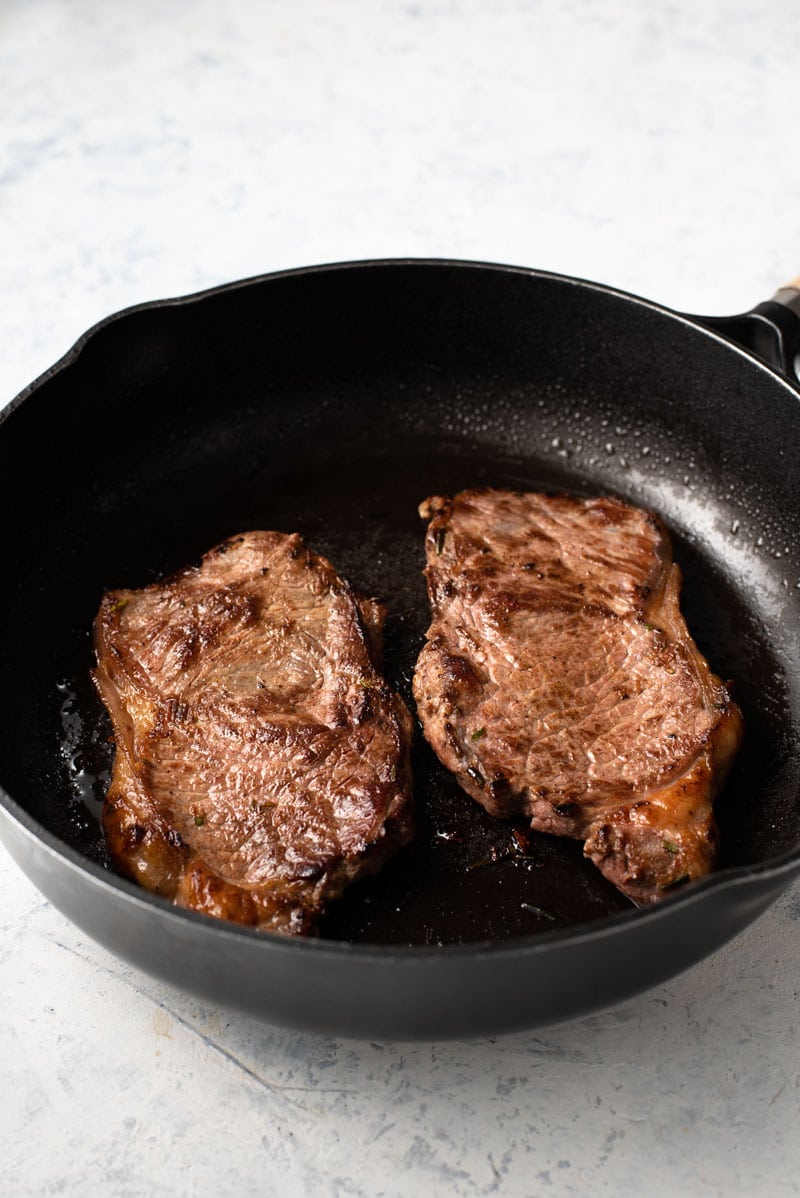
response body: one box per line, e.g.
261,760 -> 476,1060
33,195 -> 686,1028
2,2 -> 799,1194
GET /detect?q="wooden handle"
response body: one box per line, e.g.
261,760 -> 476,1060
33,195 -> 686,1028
771,278 -> 800,307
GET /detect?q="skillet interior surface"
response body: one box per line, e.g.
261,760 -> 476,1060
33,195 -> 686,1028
1,260 -> 799,951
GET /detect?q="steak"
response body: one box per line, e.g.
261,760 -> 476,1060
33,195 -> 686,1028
413,489 -> 743,903
93,532 -> 414,934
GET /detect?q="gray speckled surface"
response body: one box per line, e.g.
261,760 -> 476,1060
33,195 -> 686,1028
2,2 -> 799,1194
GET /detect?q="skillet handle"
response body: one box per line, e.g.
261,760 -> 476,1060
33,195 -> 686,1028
693,277 -> 800,382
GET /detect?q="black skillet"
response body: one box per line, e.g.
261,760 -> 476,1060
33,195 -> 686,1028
1,260 -> 800,1039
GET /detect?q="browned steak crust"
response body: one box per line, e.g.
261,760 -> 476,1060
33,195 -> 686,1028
93,532 -> 414,933
413,489 -> 743,903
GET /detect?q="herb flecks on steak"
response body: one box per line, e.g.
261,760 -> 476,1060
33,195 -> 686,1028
93,532 -> 414,933
413,489 -> 743,904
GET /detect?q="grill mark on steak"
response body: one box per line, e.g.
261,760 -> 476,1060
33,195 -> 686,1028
413,489 -> 743,904
93,531 -> 414,933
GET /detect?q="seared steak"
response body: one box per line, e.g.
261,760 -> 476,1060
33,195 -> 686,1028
93,532 -> 413,933
413,489 -> 743,903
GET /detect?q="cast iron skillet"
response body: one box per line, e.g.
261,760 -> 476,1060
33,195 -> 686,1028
1,260 -> 800,1040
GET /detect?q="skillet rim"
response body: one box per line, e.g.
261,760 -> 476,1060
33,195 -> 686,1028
2,255 -> 800,956
3,793 -> 799,960
6,256 -> 800,417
